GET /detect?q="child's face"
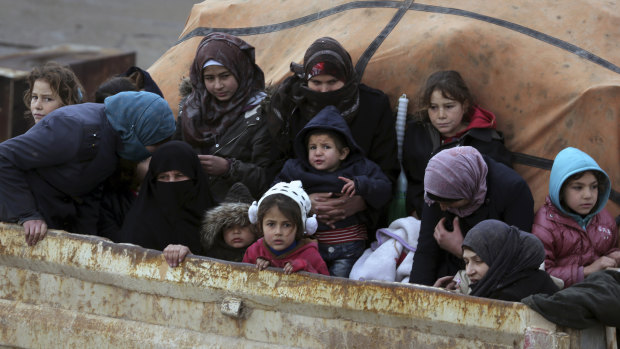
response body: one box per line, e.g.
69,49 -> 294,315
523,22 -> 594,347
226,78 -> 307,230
223,224 -> 255,249
428,89 -> 468,137
203,65 -> 238,102
30,79 -> 63,123
463,248 -> 489,285
262,206 -> 297,251
307,134 -> 349,172
562,171 -> 598,215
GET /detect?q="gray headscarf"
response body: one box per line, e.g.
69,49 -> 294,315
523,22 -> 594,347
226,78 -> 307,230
462,219 -> 545,298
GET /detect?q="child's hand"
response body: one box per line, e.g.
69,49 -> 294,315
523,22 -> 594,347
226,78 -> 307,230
339,176 -> 356,197
433,217 -> 463,258
163,244 -> 191,267
283,262 -> 294,274
584,255 -> 617,276
607,251 -> 620,264
256,257 -> 270,271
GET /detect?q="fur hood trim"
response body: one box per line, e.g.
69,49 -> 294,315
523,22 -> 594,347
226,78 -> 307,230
200,202 -> 253,249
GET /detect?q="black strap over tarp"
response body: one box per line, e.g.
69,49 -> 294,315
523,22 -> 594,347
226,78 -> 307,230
512,152 -> 620,206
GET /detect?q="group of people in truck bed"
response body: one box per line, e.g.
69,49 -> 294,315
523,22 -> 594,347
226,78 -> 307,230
1,33 -> 618,312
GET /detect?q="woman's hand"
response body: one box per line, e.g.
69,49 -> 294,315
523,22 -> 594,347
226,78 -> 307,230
433,216 -> 464,258
23,219 -> 48,246
198,154 -> 229,176
309,193 -> 367,229
256,257 -> 270,270
433,275 -> 458,290
163,244 -> 191,267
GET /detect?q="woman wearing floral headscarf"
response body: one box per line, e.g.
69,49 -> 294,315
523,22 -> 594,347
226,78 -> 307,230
409,146 -> 535,286
174,32 -> 273,202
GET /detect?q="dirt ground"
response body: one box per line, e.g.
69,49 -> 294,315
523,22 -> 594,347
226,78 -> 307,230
0,0 -> 198,68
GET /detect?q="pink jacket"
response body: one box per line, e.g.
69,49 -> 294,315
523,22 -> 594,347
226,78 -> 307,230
532,196 -> 619,287
243,238 -> 329,276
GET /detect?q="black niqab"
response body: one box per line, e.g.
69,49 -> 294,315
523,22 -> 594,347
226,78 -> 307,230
119,141 -> 215,253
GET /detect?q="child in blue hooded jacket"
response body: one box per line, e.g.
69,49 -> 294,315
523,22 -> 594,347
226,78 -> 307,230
532,147 -> 619,287
274,105 -> 392,277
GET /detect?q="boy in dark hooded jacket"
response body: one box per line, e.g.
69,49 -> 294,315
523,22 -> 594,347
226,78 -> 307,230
274,105 -> 392,277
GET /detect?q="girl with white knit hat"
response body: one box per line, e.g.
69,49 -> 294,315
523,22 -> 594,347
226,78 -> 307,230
243,181 -> 329,275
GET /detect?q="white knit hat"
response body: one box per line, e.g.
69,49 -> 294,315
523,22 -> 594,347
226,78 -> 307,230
248,180 -> 318,235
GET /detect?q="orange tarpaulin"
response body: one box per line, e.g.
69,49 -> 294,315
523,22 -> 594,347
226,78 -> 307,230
149,0 -> 620,216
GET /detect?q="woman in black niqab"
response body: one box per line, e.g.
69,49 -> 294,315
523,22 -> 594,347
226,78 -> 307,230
119,141 -> 215,254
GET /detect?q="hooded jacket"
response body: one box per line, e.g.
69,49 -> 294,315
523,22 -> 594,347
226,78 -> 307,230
274,106 -> 392,231
403,106 -> 512,216
532,147 -> 618,287
201,202 -> 257,262
0,92 -> 175,235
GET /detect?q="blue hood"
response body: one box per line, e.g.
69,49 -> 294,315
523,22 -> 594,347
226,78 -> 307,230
549,147 -> 610,226
104,91 -> 175,162
293,105 -> 363,167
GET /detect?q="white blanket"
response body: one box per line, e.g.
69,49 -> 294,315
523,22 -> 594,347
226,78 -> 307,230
349,216 -> 420,283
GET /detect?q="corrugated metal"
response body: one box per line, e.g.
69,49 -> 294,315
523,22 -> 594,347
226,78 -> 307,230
0,223 -> 595,348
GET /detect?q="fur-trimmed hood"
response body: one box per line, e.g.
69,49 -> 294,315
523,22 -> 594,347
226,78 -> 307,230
200,202 -> 253,250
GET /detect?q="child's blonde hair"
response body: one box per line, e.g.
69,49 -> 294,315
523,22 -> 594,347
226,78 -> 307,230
23,62 -> 84,116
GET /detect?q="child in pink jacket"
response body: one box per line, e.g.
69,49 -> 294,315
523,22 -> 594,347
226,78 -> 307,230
532,147 -> 619,287
243,181 -> 329,275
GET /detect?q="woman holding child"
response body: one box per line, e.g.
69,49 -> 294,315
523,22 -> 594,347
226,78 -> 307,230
274,105 -> 392,277
269,37 -> 399,230
174,32 -> 273,202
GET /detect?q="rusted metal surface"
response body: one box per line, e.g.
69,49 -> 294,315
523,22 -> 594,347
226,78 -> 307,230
0,223 -> 599,348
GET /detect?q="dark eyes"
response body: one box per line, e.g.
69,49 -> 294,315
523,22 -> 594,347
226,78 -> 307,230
204,74 -> 231,81
31,96 -> 54,102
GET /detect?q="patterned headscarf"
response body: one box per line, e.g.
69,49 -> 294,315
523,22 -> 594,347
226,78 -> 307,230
270,37 -> 360,126
424,146 -> 488,217
181,32 -> 265,147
